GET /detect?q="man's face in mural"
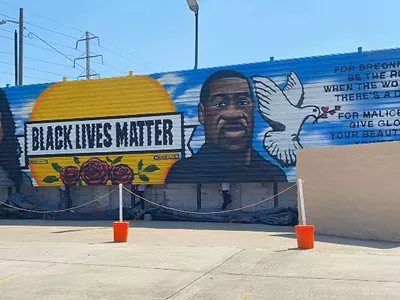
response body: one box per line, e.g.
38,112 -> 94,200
199,76 -> 254,150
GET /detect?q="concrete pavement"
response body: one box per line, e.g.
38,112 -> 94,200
0,220 -> 399,299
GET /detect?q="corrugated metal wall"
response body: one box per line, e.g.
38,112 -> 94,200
1,47 -> 400,217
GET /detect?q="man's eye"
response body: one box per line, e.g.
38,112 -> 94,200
237,98 -> 250,106
214,101 -> 226,108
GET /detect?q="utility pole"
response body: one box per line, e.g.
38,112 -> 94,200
74,31 -> 103,79
18,7 -> 23,85
85,31 -> 90,79
14,30 -> 18,86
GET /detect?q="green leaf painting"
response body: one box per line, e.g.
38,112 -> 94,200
143,165 -> 160,172
51,163 -> 62,172
139,174 -> 149,182
112,156 -> 123,165
138,159 -> 143,171
43,176 -> 59,183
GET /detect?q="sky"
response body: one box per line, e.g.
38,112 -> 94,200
0,0 -> 400,87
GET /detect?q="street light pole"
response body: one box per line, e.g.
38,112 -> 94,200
186,0 -> 199,70
194,11 -> 198,70
18,8 -> 23,86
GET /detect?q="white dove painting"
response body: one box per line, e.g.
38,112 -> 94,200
251,72 -> 321,167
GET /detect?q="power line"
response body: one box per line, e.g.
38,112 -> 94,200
1,29 -> 86,73
101,41 -> 154,67
24,28 -> 86,71
0,70 -> 51,82
92,60 -> 126,74
0,12 -> 17,21
0,0 -> 83,34
0,27 -> 14,34
25,33 -> 80,52
0,60 -> 74,77
0,1 -> 153,68
97,44 -> 155,72
0,33 -> 13,41
0,8 -> 155,73
0,12 -> 78,40
0,7 -> 156,76
0,34 -> 72,56
0,30 -> 80,53
0,51 -> 76,69
23,20 -> 78,40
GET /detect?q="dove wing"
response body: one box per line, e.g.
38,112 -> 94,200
252,76 -> 289,131
283,71 -> 304,107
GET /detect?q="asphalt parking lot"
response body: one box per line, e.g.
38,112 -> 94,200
0,220 -> 399,300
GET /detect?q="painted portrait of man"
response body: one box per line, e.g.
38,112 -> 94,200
165,69 -> 287,183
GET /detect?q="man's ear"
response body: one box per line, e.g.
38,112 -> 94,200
198,103 -> 205,124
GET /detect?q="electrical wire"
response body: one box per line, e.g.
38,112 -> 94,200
0,51 -> 76,69
0,9 -> 155,73
0,27 -> 14,34
0,29 -> 88,77
0,12 -> 17,21
0,0 -> 83,34
26,34 -> 80,52
0,70 -> 51,82
23,20 -> 78,40
0,33 -> 13,41
0,12 -> 78,40
0,6 -> 155,76
0,60 -> 74,77
97,44 -> 155,72
101,41 -> 154,66
0,34 -> 73,55
91,60 -> 126,74
0,1 -> 153,68
23,28 -> 86,71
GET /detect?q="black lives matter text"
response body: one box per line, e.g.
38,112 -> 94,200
26,114 -> 183,157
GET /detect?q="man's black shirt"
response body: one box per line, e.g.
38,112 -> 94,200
165,143 -> 287,183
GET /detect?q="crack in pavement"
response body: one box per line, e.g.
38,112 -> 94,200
0,262 -> 56,286
0,257 -> 205,274
217,271 -> 400,284
163,248 -> 245,300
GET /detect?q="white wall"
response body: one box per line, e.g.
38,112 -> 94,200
297,142 -> 400,242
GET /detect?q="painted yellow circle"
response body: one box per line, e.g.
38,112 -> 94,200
29,75 -> 178,186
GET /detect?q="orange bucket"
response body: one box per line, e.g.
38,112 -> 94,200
113,221 -> 129,242
295,225 -> 315,249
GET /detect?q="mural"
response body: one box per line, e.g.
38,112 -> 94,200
2,47 -> 400,187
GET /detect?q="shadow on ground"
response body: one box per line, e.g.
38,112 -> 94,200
274,232 -> 400,250
0,219 -> 399,249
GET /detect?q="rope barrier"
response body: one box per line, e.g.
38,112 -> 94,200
0,187 -> 119,214
123,182 -> 298,215
0,183 -> 299,216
